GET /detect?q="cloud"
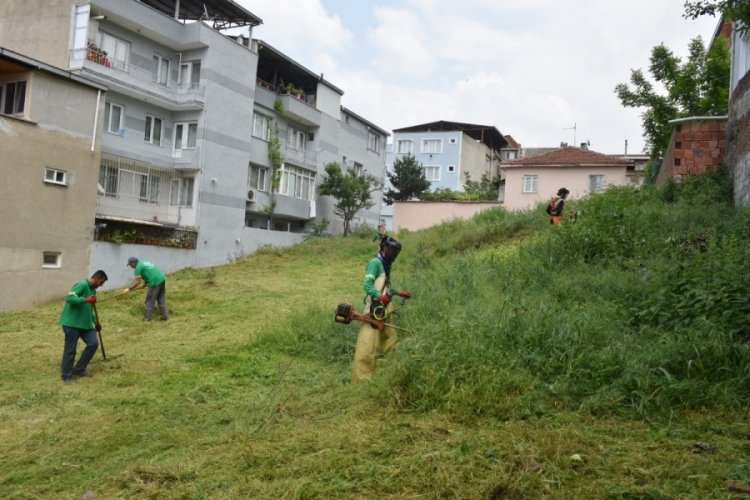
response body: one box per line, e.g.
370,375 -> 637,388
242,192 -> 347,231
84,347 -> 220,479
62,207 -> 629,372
242,0 -> 353,53
237,0 -> 720,153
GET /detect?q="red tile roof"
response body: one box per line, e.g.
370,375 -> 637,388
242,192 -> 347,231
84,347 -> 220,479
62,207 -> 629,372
504,146 -> 630,167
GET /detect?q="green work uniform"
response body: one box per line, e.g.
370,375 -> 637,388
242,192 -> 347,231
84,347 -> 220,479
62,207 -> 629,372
59,279 -> 96,329
134,260 -> 165,287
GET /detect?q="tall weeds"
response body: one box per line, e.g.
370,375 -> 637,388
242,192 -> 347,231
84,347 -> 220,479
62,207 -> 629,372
260,168 -> 750,419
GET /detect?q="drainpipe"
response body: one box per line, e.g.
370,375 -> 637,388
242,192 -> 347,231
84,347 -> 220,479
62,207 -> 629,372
90,89 -> 101,152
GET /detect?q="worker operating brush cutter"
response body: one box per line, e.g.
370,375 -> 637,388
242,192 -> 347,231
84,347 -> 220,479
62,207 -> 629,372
340,236 -> 411,383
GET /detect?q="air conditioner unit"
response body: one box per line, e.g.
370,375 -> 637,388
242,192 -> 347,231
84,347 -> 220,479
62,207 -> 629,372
246,189 -> 255,202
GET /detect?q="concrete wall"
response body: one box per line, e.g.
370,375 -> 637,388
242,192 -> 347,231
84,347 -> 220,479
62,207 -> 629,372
393,201 -> 502,232
503,166 -> 628,211
91,227 -> 303,290
657,118 -> 727,184
459,133 -> 494,184
0,0 -> 73,69
726,72 -> 750,205
0,70 -> 102,311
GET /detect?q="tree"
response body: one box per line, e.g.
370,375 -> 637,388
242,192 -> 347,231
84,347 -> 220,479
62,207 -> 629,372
318,162 -> 381,236
384,154 -> 431,205
462,172 -> 500,200
684,1 -> 750,35
614,35 -> 729,169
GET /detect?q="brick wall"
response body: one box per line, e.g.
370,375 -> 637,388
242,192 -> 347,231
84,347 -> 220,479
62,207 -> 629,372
657,119 -> 727,184
726,71 -> 750,206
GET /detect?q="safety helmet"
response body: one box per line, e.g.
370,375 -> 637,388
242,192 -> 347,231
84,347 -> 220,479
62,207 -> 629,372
380,236 -> 402,259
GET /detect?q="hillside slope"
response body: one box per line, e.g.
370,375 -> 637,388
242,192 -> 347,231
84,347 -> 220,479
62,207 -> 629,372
1,170 -> 748,498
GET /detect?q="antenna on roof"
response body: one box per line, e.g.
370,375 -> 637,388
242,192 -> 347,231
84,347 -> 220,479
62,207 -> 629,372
562,122 -> 576,146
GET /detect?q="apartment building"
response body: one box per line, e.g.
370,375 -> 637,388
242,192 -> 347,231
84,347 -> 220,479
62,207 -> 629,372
0,0 -> 388,293
0,48 -> 106,311
247,42 -> 388,236
381,121 -> 506,230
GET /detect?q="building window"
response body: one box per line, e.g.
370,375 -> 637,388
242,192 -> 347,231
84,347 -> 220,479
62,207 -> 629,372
97,31 -> 130,71
396,140 -> 413,154
589,174 -> 605,193
174,122 -> 198,150
99,163 -> 118,197
42,252 -> 62,269
353,162 -> 364,176
252,113 -> 271,141
368,132 -> 381,153
44,167 -> 67,186
287,127 -> 306,151
71,4 -> 90,62
522,175 -> 538,193
152,54 -> 170,86
170,177 -> 194,207
421,139 -> 442,154
144,115 -> 162,145
104,102 -> 123,134
280,164 -> 315,200
423,165 -> 440,181
248,164 -> 268,191
504,150 -> 518,160
119,169 -> 160,203
179,61 -> 201,90
1,80 -> 27,115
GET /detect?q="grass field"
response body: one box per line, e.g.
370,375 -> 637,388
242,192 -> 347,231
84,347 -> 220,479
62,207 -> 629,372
2,172 -> 749,498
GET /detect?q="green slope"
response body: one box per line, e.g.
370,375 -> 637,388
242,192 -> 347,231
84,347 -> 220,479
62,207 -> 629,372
1,169 -> 748,498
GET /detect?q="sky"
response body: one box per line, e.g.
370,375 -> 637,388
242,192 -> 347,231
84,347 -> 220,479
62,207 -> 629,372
234,0 -> 720,155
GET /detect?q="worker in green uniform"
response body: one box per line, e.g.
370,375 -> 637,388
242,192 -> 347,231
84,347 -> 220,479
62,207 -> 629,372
352,236 -> 411,382
124,257 -> 168,321
59,270 -> 108,382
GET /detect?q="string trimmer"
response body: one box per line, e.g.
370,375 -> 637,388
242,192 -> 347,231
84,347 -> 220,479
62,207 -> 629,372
97,284 -> 145,303
334,302 -> 412,333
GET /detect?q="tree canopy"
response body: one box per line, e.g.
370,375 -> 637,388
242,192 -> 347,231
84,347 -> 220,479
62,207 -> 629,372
684,0 -> 750,34
383,154 -> 431,205
318,162 -> 381,236
614,35 -> 729,166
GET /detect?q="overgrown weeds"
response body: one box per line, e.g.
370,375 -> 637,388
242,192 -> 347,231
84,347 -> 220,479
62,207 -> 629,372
1,168 -> 748,498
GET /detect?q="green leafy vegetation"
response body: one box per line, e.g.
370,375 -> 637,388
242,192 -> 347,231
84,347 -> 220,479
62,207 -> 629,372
614,34 -> 730,175
318,162 -> 381,236
384,153 -> 431,204
1,169 -> 748,497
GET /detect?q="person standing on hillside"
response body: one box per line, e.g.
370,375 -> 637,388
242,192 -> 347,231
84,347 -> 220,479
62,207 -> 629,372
352,236 -> 411,383
546,187 -> 570,224
372,223 -> 387,246
124,257 -> 168,321
59,270 -> 108,382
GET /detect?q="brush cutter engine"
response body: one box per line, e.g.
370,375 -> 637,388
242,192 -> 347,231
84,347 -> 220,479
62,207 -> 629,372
335,303 -> 354,324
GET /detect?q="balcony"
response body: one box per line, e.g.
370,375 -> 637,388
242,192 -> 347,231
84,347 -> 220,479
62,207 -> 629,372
75,46 -> 205,111
245,190 -> 312,221
172,147 -> 201,170
282,144 -> 317,168
256,77 -> 321,127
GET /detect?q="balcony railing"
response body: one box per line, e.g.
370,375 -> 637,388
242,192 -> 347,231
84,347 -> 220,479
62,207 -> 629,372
76,47 -> 205,106
282,144 -> 317,166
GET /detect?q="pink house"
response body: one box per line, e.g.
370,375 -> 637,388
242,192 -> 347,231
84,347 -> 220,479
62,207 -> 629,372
501,144 -> 631,211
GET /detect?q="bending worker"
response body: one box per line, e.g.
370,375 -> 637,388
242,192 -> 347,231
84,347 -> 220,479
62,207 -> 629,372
547,187 -> 570,225
352,236 -> 411,383
59,270 -> 108,382
124,257 -> 168,321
